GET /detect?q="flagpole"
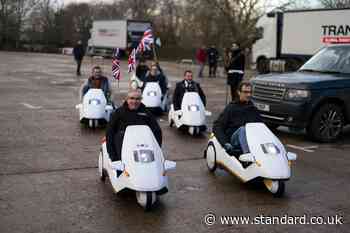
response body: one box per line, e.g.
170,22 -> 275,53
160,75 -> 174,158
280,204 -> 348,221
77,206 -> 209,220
152,43 -> 158,63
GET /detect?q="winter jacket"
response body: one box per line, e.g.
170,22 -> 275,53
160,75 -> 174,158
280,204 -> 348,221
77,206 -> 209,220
207,47 -> 219,65
142,73 -> 167,95
226,49 -> 245,86
213,101 -> 262,146
196,48 -> 207,64
106,102 -> 162,161
82,76 -> 111,99
136,65 -> 149,81
173,80 -> 206,111
73,44 -> 85,61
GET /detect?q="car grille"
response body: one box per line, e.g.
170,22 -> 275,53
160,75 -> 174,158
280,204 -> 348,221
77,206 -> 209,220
253,83 -> 286,102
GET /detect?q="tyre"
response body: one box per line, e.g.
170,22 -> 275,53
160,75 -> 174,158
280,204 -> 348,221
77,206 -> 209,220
205,142 -> 217,172
307,104 -> 344,142
145,191 -> 154,211
136,191 -> 156,211
168,113 -> 174,127
257,58 -> 269,74
188,126 -> 194,135
264,179 -> 285,197
98,152 -> 107,182
89,119 -> 94,128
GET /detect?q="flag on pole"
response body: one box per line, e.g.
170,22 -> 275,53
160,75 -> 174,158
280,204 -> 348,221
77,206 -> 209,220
128,48 -> 136,73
112,48 -> 121,80
136,28 -> 154,53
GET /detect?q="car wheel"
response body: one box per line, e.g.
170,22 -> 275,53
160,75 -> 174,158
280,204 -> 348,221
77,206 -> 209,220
307,104 -> 344,142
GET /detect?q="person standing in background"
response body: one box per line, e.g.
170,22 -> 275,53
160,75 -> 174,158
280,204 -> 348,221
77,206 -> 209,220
73,40 -> 85,76
207,45 -> 219,78
226,43 -> 245,101
196,45 -> 207,78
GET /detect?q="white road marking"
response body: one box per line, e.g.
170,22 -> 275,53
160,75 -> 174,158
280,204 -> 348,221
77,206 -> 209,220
21,103 -> 42,109
286,144 -> 316,153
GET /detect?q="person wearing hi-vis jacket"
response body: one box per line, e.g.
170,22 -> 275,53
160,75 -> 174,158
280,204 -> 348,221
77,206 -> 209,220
225,43 -> 245,101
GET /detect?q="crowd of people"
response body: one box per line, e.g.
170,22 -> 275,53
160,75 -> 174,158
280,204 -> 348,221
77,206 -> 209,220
76,41 -> 256,163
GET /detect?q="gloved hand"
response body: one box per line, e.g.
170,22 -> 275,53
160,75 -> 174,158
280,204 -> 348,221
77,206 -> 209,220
224,143 -> 233,154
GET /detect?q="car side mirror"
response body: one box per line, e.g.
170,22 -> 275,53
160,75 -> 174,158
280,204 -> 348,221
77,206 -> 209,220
164,160 -> 176,171
111,161 -> 124,171
239,153 -> 255,163
75,104 -> 81,109
287,152 -> 297,161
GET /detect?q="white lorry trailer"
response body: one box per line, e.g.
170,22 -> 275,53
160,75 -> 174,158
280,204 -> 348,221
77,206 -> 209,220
87,20 -> 152,57
252,8 -> 350,73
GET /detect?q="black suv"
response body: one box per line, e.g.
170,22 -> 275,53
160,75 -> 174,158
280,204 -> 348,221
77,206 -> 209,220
251,44 -> 350,142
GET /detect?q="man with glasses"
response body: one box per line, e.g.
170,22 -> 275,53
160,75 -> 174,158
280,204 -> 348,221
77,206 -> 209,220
106,88 -> 162,161
213,82 -> 262,155
172,70 -> 206,111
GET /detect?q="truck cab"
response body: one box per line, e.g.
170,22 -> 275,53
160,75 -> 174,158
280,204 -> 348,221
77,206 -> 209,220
251,44 -> 350,142
252,8 -> 350,74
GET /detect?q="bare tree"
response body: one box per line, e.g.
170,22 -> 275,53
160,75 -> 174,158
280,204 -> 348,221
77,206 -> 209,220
201,0 -> 263,49
119,0 -> 159,20
319,0 -> 350,8
62,3 -> 92,45
0,0 -> 37,48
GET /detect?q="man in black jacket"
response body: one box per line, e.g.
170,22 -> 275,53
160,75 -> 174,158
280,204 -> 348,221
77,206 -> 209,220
136,58 -> 149,81
173,70 -> 206,111
106,88 -> 162,162
226,43 -> 245,101
213,82 -> 261,155
73,40 -> 85,76
207,45 -> 219,78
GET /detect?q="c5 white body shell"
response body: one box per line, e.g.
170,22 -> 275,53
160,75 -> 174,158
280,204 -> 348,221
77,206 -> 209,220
205,123 -> 297,197
141,82 -> 169,113
98,125 -> 176,210
75,88 -> 113,128
168,92 -> 210,135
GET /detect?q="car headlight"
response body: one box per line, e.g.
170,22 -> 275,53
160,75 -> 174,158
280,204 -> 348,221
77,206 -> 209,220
285,89 -> 310,101
133,150 -> 155,163
147,91 -> 157,97
187,105 -> 199,112
261,143 -> 280,155
89,99 -> 101,105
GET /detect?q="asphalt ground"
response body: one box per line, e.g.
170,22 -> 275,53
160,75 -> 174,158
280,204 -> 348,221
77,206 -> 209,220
0,52 -> 349,233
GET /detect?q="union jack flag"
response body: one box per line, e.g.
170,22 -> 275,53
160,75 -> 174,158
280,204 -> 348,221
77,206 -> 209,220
137,28 -> 154,53
128,48 -> 136,73
112,48 -> 121,80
